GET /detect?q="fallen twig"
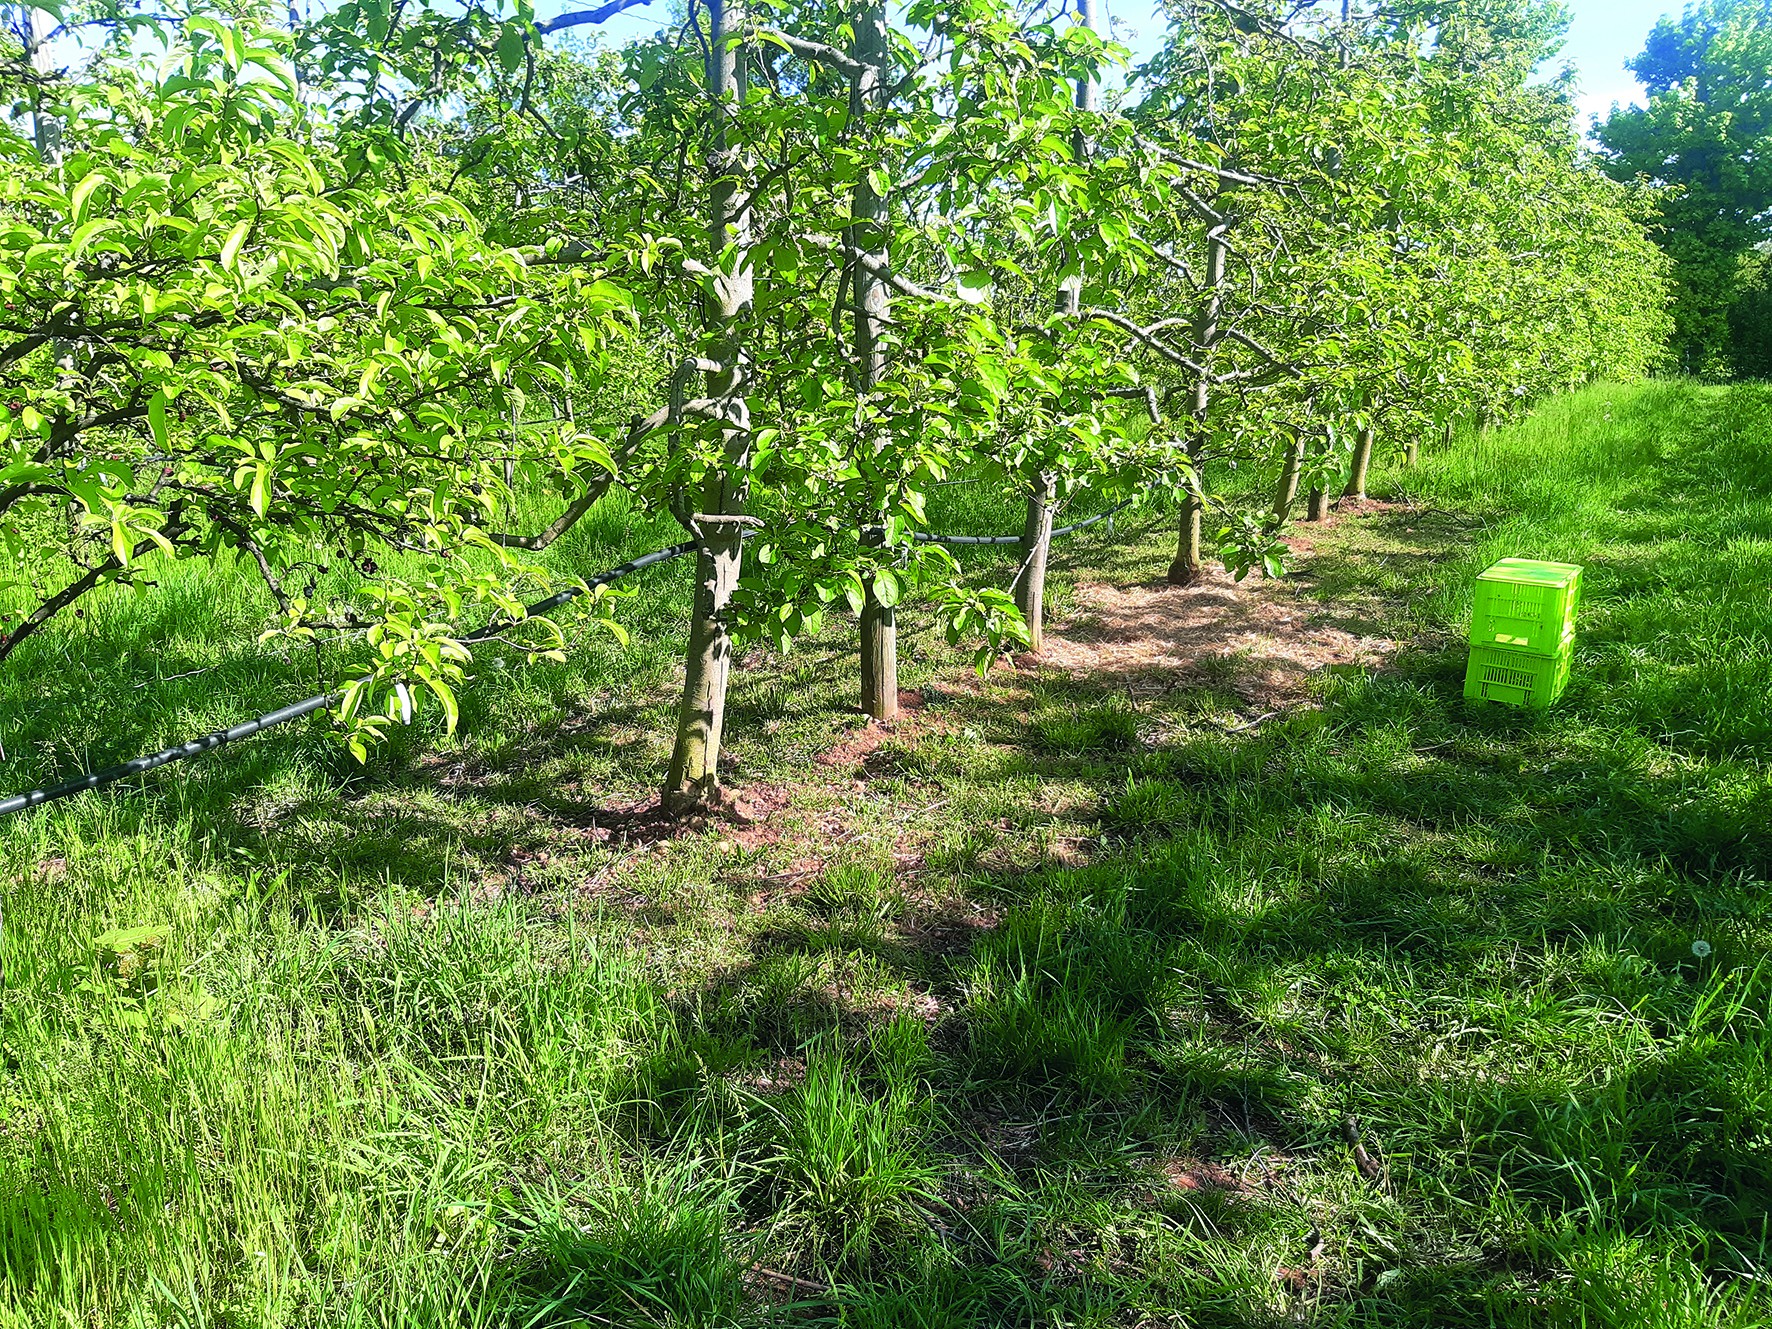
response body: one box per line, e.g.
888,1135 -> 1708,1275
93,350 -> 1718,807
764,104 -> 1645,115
1222,710 -> 1281,733
1342,1115 -> 1384,1184
750,1264 -> 832,1296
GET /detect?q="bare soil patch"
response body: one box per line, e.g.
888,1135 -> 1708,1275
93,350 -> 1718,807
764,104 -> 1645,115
1035,563 -> 1395,706
813,685 -> 941,773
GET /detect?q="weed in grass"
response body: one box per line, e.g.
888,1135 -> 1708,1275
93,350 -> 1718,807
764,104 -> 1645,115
762,1051 -> 943,1275
509,1166 -> 750,1328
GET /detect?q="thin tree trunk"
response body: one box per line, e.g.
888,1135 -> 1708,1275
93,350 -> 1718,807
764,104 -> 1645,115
853,2 -> 897,721
22,8 -> 54,162
1404,435 -> 1419,467
1272,432 -> 1305,526
1342,425 -> 1374,501
1168,216 -> 1229,585
1018,0 -> 1096,649
665,519 -> 744,807
505,402 -> 517,496
1307,452 -> 1330,522
1170,486 -> 1204,582
664,0 -> 752,813
1015,472 -> 1056,653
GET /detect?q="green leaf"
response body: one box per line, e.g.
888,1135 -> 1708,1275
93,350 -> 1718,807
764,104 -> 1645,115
147,392 -> 170,452
219,218 -> 252,272
94,926 -> 167,959
425,675 -> 459,734
956,271 -> 992,304
496,25 -> 526,75
69,172 -> 105,226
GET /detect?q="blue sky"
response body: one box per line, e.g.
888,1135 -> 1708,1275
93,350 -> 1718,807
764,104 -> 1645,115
553,0 -> 1685,131
1554,0 -> 1685,124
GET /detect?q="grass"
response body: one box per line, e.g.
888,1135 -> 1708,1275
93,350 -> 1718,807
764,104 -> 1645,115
3,379 -> 1771,1326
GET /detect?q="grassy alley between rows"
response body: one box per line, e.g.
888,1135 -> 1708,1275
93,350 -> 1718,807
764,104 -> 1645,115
2,380 -> 1770,1327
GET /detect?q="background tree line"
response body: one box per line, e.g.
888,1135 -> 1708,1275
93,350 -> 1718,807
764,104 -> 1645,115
1598,0 -> 1772,378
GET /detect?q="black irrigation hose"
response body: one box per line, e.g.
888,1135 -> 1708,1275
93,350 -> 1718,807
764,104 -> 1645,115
893,499 -> 1136,548
0,691 -> 341,820
1052,500 -> 1133,538
913,530 -> 1022,546
503,541 -> 696,620
0,499 -> 1136,820
0,541 -> 699,820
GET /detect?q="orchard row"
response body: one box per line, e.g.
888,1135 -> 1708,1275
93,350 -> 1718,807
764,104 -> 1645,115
0,0 -> 1669,805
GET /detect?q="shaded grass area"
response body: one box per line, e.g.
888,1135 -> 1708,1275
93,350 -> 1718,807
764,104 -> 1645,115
3,381 -> 1770,1326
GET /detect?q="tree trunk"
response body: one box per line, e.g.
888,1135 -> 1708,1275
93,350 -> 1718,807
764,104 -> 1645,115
664,521 -> 744,807
1342,425 -> 1374,501
664,0 -> 752,813
1307,483 -> 1330,522
1404,436 -> 1419,467
1015,473 -> 1057,653
853,2 -> 897,721
1168,217 -> 1229,585
22,9 -> 56,162
1272,432 -> 1305,527
1017,0 -> 1095,648
1169,482 -> 1205,584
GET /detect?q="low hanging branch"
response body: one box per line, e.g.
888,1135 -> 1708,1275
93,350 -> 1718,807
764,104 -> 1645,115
752,28 -> 866,80
0,504 -> 189,670
487,356 -> 740,552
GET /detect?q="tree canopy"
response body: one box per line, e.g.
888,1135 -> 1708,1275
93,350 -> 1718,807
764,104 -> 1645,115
2,0 -> 1672,803
1598,0 -> 1772,376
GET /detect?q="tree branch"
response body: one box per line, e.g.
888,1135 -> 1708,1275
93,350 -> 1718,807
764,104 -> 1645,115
487,359 -> 737,551
210,514 -> 291,612
0,504 -> 188,670
796,233 -> 951,302
537,0 -> 656,34
1133,134 -> 1287,188
0,483 -> 51,520
1080,309 -> 1216,377
754,28 -> 865,80
1223,327 -> 1302,376
1102,384 -> 1162,422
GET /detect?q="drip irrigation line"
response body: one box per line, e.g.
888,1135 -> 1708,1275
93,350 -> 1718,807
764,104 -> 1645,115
0,691 -> 341,820
913,530 -> 1021,546
508,541 -> 695,619
897,498 -> 1133,547
1053,500 -> 1133,537
0,540 -> 698,821
0,496 -> 1135,820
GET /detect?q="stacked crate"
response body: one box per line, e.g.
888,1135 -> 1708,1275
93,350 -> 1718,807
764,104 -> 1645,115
1463,558 -> 1582,708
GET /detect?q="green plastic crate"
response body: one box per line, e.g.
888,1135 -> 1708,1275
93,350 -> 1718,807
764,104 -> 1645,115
1463,642 -> 1571,709
1470,558 -> 1582,657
